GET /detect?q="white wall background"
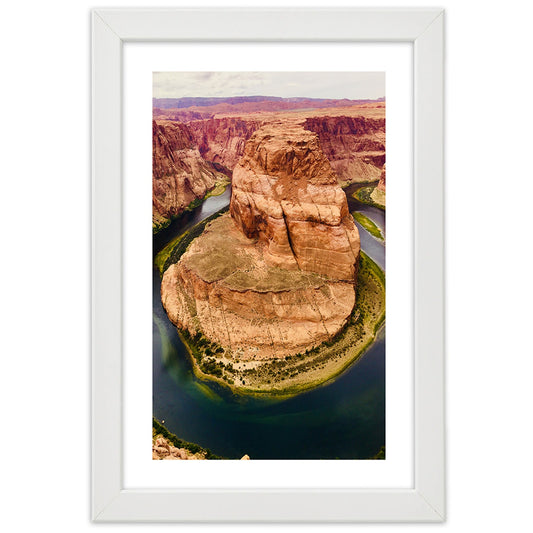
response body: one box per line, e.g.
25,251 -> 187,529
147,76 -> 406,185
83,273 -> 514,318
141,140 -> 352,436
0,1 -> 531,532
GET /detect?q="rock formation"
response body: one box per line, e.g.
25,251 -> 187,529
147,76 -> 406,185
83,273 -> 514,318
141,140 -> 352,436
161,124 -> 360,359
183,112 -> 385,186
377,164 -> 386,192
370,164 -> 386,207
188,117 -> 264,170
303,116 -> 385,185
152,120 -> 228,231
153,102 -> 386,221
230,123 -> 360,279
152,436 -> 205,460
152,434 -> 250,460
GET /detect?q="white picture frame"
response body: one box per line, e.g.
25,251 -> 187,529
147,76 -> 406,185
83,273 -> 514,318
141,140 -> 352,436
92,7 -> 445,522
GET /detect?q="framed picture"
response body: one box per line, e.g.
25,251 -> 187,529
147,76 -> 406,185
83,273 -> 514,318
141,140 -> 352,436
92,7 -> 445,522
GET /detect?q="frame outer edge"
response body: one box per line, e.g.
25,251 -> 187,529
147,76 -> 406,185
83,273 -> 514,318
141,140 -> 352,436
91,7 -> 446,522
95,7 -> 442,41
91,10 -> 123,520
414,11 -> 446,520
96,490 -> 442,522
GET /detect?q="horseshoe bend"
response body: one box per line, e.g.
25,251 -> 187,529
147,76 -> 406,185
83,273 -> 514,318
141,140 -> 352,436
160,123 -> 385,395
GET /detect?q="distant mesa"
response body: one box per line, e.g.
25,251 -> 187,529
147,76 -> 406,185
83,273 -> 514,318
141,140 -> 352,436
153,95 -> 385,111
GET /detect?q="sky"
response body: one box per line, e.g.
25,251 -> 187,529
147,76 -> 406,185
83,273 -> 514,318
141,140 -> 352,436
153,72 -> 384,100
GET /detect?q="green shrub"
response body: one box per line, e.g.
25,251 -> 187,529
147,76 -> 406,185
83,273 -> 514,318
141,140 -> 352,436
163,206 -> 229,271
152,417 -> 223,459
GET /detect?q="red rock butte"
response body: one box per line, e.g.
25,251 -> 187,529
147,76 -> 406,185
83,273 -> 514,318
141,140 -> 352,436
231,124 -> 360,280
161,124 -> 361,359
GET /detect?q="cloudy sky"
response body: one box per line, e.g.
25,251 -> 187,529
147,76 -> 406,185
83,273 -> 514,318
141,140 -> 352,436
153,72 -> 384,100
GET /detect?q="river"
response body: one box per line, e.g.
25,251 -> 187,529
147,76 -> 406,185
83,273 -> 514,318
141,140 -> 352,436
152,182 -> 386,459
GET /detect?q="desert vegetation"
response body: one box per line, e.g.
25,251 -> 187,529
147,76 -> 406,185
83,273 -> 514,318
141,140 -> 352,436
353,212 -> 385,241
354,185 -> 386,210
154,206 -> 229,275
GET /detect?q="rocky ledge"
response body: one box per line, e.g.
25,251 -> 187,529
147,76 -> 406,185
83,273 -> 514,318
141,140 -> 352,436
152,436 -> 206,460
152,435 -> 249,460
161,124 -> 360,361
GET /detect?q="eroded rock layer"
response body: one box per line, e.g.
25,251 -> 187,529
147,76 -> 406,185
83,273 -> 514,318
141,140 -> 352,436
370,164 -> 386,207
161,215 -> 356,359
182,111 -> 385,186
303,116 -> 386,185
161,124 -> 360,359
152,120 -> 228,230
230,124 -> 361,280
377,164 -> 386,192
188,117 -> 264,169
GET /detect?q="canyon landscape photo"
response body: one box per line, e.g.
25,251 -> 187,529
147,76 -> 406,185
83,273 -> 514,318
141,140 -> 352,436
152,72 -> 386,460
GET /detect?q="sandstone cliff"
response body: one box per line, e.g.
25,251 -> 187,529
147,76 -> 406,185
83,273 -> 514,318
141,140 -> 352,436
152,120 -> 228,231
370,164 -> 386,207
303,116 -> 385,185
184,111 -> 385,186
377,164 -> 386,192
188,117 -> 264,170
161,124 -> 360,359
230,123 -> 361,279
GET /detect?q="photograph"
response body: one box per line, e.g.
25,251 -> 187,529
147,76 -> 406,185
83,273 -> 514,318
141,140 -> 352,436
152,72 -> 387,460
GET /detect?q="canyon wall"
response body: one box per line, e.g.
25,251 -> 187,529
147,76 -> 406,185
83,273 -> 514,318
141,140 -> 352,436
188,117 -> 264,170
377,164 -> 386,192
152,120 -> 228,231
303,116 -> 386,185
370,164 -> 386,207
184,113 -> 385,185
153,107 -> 386,229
